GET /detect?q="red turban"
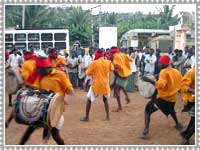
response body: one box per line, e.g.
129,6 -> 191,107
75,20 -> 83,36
36,57 -> 51,67
5,50 -> 9,57
49,50 -> 57,56
94,51 -> 105,60
24,53 -> 36,60
109,47 -> 119,55
32,53 -> 37,59
159,55 -> 170,66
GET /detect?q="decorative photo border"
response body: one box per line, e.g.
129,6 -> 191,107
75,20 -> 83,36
1,0 -> 199,149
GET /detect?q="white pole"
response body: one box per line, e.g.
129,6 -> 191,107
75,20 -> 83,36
22,5 -> 25,29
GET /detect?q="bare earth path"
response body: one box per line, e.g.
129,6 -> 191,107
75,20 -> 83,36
5,89 -> 195,145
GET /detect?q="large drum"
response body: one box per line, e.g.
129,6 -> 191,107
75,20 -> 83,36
5,67 -> 23,95
13,88 -> 64,128
138,74 -> 156,98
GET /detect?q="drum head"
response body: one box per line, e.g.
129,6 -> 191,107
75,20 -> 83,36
138,74 -> 156,98
109,72 -> 115,85
47,94 -> 64,128
5,69 -> 20,95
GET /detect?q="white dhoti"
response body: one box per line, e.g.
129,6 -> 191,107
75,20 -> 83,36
87,87 -> 110,102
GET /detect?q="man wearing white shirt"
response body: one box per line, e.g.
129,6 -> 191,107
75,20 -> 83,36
78,50 -> 88,89
167,47 -> 175,64
67,51 -> 78,88
8,49 -> 23,68
144,48 -> 157,75
129,52 -> 137,91
183,51 -> 195,74
183,46 -> 189,59
84,49 -> 95,92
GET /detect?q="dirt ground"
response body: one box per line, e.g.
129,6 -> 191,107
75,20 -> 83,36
5,89 -> 195,145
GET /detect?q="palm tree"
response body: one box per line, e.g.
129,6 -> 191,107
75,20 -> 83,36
106,12 -> 118,26
24,5 -> 53,28
5,5 -> 23,28
5,5 -> 56,29
67,6 -> 91,27
67,6 -> 91,47
157,5 -> 180,29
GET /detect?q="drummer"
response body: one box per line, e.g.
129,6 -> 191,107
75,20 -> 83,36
20,56 -> 73,145
47,47 -> 67,71
180,66 -> 195,144
80,49 -> 114,121
139,55 -> 183,139
109,46 -> 133,111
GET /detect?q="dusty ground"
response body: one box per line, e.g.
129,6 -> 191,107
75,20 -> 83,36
5,89 -> 195,145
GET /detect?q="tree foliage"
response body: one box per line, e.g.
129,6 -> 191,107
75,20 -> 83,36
156,5 -> 180,29
5,5 -> 192,47
67,6 -> 91,47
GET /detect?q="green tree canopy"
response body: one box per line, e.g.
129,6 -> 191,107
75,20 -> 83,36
5,5 -> 191,48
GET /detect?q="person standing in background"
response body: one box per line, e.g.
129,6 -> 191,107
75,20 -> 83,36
154,49 -> 161,77
78,49 -> 87,89
67,51 -> 78,88
8,48 -> 23,69
172,50 -> 186,75
144,48 -> 157,75
128,50 -> 137,92
84,48 -> 95,92
71,41 -> 82,57
167,47 -> 174,64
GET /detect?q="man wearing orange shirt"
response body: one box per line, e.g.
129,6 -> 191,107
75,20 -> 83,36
19,56 -> 73,145
180,67 -> 195,144
47,48 -> 67,71
109,47 -> 133,111
139,55 -> 183,139
21,50 -> 36,85
80,49 -> 114,121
